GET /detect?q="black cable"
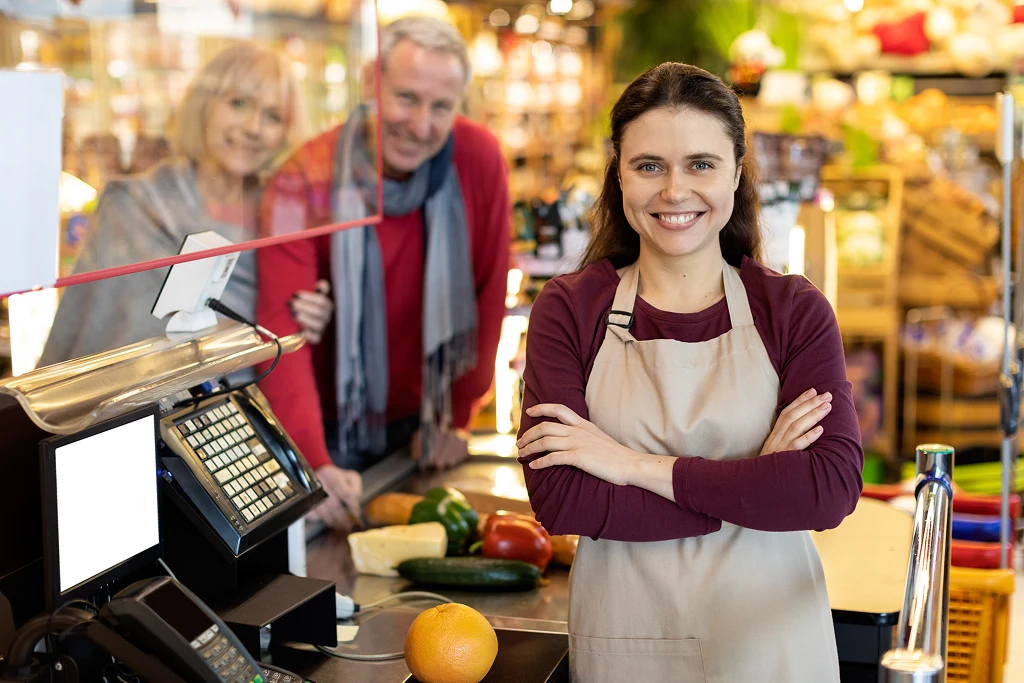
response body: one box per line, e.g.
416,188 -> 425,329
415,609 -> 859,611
7,608 -> 94,667
173,298 -> 282,409
44,600 -> 100,656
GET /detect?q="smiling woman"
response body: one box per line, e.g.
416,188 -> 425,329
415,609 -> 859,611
38,43 -> 333,372
517,63 -> 863,682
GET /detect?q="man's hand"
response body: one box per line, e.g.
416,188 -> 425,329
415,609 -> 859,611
307,464 -> 362,531
411,428 -> 471,471
291,279 -> 333,345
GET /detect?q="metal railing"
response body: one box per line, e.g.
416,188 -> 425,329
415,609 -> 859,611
880,444 -> 954,683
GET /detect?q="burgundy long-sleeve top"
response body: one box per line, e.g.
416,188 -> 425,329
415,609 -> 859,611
256,117 -> 511,470
517,256 -> 863,542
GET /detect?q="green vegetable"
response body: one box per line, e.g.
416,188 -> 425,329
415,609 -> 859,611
396,557 -> 541,591
408,487 -> 479,555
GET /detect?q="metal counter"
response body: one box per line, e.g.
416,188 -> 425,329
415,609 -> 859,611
273,451 -> 570,682
274,445 -> 914,682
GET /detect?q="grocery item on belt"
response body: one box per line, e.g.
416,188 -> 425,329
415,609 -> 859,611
409,487 -> 479,555
365,492 -> 424,526
478,511 -> 552,572
549,534 -> 579,567
347,522 -> 447,577
397,557 -> 540,590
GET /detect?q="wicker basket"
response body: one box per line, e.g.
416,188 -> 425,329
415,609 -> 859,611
946,567 -> 1016,683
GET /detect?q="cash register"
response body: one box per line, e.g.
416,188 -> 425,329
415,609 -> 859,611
0,236 -> 335,681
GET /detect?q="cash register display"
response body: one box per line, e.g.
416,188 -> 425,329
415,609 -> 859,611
40,405 -> 163,607
172,397 -> 299,525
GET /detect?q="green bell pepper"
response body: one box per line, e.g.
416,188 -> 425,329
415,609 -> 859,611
408,487 -> 479,555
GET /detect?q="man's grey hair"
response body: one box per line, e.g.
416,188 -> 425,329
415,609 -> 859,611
380,16 -> 472,87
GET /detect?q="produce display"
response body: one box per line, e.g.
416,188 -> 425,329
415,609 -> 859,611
361,491 -> 580,570
800,0 -> 1024,76
404,603 -> 498,683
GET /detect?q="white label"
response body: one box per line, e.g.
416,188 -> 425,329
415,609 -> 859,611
0,69 -> 61,294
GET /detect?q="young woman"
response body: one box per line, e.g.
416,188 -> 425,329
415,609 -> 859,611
41,42 -> 332,369
516,63 -> 863,682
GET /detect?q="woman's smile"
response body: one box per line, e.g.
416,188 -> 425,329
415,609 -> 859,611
651,211 -> 705,230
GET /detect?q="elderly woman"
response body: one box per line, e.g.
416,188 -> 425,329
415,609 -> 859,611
41,42 -> 331,369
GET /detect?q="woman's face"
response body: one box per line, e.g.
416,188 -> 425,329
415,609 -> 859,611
618,106 -> 740,262
203,79 -> 289,180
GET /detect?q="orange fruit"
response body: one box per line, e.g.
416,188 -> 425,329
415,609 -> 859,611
404,603 -> 498,683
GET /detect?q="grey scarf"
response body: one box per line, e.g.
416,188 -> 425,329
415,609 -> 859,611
331,108 -> 476,464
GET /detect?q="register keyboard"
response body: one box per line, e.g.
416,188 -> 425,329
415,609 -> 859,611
174,399 -> 298,525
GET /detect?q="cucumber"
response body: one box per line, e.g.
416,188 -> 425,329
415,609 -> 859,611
397,557 -> 540,590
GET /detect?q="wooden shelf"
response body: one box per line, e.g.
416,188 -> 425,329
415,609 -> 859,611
837,308 -> 900,338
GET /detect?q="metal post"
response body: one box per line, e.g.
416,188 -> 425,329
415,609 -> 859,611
880,444 -> 954,683
996,92 -> 1017,569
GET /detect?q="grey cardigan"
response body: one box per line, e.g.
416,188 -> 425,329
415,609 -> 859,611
40,158 -> 258,371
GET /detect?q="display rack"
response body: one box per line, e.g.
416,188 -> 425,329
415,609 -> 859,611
821,164 -> 904,463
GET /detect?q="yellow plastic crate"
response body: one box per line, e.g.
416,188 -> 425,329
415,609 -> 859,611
946,567 -> 1016,683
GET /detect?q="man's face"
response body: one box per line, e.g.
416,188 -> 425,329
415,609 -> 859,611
379,39 -> 465,178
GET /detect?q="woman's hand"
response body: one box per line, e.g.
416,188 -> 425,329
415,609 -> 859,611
517,404 -> 637,486
759,388 -> 832,456
291,279 -> 333,344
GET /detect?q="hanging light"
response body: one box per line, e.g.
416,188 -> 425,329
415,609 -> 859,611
515,14 -> 540,34
548,0 -> 573,15
567,0 -> 594,20
489,9 -> 511,27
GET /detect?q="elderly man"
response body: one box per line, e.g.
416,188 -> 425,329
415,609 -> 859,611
257,16 -> 510,530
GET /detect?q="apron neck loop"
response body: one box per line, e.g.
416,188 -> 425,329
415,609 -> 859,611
604,258 -> 754,336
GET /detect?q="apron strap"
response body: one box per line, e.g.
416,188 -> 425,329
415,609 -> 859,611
604,259 -> 754,340
722,260 -> 754,328
604,262 -> 640,342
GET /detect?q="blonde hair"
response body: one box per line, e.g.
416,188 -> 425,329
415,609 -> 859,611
173,42 -> 309,172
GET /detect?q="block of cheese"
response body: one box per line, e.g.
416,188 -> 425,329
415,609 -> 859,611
347,522 -> 448,577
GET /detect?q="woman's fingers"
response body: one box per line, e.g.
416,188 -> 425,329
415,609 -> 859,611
778,388 -> 817,419
527,451 -> 575,470
518,436 -> 571,459
777,392 -> 831,435
779,390 -> 829,425
790,425 -> 824,451
517,421 -> 571,447
784,396 -> 832,441
526,403 -> 584,426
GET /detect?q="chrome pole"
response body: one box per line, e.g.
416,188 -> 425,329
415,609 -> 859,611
880,444 -> 954,683
996,92 -> 1017,569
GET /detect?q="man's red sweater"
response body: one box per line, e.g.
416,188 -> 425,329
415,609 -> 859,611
256,117 -> 510,470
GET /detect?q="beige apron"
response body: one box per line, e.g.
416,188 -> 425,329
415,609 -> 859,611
569,260 -> 839,683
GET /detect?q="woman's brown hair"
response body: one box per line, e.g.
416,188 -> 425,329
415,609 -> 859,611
582,62 -> 761,269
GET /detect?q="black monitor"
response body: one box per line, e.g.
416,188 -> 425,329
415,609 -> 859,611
39,405 -> 163,609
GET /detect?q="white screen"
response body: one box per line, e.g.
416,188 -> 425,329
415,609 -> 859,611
54,413 -> 161,593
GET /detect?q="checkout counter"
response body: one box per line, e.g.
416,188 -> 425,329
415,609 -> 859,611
0,318 -> 916,683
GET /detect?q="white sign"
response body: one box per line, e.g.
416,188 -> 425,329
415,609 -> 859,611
0,0 -> 132,19
158,0 -> 254,38
0,69 -> 62,294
